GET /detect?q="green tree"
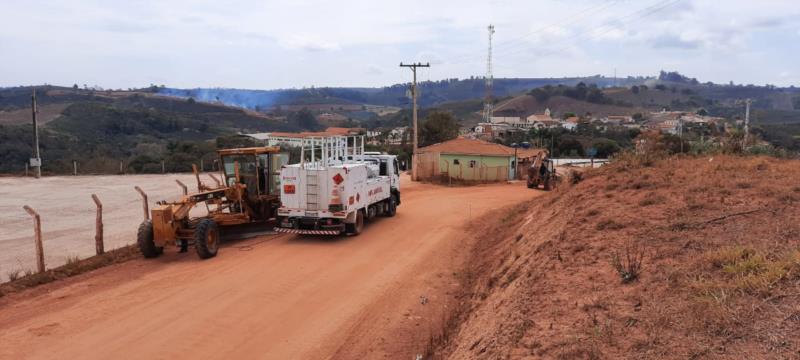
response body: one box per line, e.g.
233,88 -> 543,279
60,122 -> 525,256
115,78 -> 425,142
291,108 -> 322,131
420,111 -> 459,146
592,139 -> 621,158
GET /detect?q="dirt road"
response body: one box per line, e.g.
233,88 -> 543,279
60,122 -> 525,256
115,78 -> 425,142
0,176 -> 541,359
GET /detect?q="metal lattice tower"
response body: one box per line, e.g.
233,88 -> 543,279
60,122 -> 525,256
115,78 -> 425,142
483,24 -> 495,123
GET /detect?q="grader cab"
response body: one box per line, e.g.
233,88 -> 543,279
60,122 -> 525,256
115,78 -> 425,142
137,146 -> 287,259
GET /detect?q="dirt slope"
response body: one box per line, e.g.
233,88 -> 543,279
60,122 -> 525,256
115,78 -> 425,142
0,176 -> 541,359
437,156 -> 800,359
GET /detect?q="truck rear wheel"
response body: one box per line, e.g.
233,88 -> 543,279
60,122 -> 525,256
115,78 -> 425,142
346,210 -> 364,236
137,220 -> 163,258
194,219 -> 220,259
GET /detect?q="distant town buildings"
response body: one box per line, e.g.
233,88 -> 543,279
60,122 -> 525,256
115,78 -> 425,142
365,127 -> 410,145
462,106 -> 724,141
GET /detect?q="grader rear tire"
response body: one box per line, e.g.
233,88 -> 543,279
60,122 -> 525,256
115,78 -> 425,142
194,219 -> 220,259
137,220 -> 163,258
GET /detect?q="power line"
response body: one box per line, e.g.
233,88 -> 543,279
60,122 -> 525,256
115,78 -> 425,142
501,0 -> 684,63
445,0 -> 623,66
440,0 -> 621,64
446,0 -> 681,68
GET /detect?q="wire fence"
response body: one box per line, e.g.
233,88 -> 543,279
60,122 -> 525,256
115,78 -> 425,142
0,174 -> 199,283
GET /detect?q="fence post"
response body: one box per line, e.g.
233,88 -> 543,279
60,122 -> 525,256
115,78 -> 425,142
119,160 -> 124,174
91,194 -> 104,255
134,186 -> 149,221
22,205 -> 45,273
73,160 -> 78,176
175,179 -> 188,195
25,163 -> 28,177
162,160 -> 166,174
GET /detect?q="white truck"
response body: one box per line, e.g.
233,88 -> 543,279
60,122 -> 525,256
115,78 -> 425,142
275,137 -> 401,235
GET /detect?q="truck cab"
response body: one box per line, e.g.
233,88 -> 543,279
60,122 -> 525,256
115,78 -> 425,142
361,152 -> 401,204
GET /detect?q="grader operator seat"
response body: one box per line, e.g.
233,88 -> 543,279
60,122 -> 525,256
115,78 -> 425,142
217,147 -> 286,221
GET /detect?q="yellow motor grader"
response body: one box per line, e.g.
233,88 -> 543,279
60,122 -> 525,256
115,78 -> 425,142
526,151 -> 558,191
137,146 -> 286,259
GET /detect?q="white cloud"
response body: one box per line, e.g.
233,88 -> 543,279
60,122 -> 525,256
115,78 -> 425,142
1,0 -> 799,88
281,35 -> 340,52
366,64 -> 383,75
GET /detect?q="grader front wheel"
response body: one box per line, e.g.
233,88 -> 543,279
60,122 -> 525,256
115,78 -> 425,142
194,219 -> 220,259
137,220 -> 163,258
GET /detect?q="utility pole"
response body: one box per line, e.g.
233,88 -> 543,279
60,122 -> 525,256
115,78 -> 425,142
399,62 -> 430,181
31,88 -> 42,179
483,24 -> 495,123
744,99 -> 752,147
679,114 -> 684,153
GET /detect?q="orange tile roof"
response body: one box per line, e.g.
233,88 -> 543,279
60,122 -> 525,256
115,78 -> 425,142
268,127 -> 362,138
419,138 -> 546,158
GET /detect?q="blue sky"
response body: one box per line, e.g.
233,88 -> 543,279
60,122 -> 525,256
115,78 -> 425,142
1,0 -> 798,89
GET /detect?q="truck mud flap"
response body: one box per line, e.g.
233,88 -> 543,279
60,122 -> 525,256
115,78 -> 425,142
273,227 -> 341,236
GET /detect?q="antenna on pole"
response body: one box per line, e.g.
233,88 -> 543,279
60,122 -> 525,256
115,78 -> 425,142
31,88 -> 42,179
483,24 -> 495,123
744,98 -> 752,147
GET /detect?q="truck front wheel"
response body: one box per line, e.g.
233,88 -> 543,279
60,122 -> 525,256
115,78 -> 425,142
346,210 -> 364,236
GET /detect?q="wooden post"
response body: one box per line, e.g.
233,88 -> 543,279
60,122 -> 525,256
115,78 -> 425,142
23,205 -> 45,273
161,160 -> 165,174
200,158 -> 204,172
119,160 -> 124,174
134,186 -> 149,221
208,173 -> 221,188
192,164 -> 203,191
175,179 -> 188,195
91,194 -> 104,255
73,160 -> 78,176
25,163 -> 28,177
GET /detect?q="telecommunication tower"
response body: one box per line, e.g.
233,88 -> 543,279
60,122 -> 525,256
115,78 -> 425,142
483,25 -> 495,123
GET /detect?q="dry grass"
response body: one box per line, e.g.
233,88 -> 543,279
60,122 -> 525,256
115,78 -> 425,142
434,155 -> 800,359
697,246 -> 800,298
612,243 -> 644,283
0,245 -> 139,296
6,269 -> 21,282
65,255 -> 82,266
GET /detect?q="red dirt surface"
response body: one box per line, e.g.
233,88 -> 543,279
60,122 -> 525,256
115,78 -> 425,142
435,155 -> 800,359
0,175 -> 542,359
